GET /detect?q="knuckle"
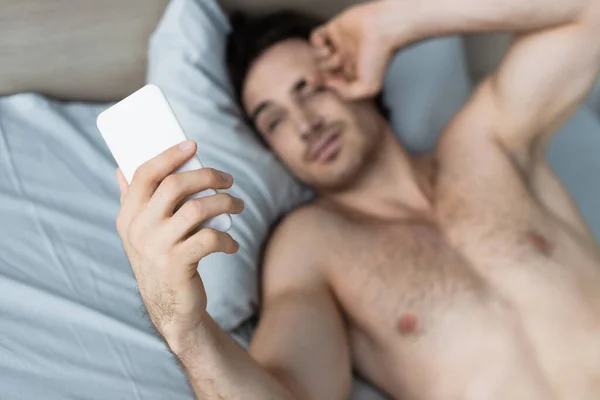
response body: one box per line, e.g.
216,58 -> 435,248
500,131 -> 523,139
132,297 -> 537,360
199,229 -> 221,250
162,173 -> 182,192
132,163 -> 149,181
203,168 -> 222,186
133,163 -> 157,185
310,31 -> 320,44
179,199 -> 205,223
220,193 -> 235,209
189,199 -> 206,220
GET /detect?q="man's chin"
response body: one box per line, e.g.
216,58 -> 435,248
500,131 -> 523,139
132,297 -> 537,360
309,168 -> 360,193
298,151 -> 366,192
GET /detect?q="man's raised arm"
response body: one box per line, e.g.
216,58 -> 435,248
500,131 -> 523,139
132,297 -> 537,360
387,0 -> 596,44
385,0 -> 600,152
313,0 -> 600,133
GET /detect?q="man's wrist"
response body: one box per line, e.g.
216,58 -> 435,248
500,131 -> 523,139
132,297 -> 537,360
164,311 -> 213,360
372,0 -> 414,51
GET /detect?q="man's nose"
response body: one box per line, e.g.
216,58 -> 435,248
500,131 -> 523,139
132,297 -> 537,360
292,106 -> 325,140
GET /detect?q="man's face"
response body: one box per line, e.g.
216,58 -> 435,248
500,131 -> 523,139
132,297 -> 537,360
242,39 -> 384,191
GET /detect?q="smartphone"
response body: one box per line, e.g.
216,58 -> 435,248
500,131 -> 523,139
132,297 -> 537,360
96,84 -> 232,232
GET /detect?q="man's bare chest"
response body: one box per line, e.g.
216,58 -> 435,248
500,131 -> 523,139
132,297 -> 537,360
326,210 -> 600,322
323,209 -> 600,394
324,220 -> 490,334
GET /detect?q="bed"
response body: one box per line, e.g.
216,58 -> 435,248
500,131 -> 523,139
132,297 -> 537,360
1,1 -> 599,399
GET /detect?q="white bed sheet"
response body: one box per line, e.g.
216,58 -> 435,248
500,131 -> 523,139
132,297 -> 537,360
0,95 -> 195,400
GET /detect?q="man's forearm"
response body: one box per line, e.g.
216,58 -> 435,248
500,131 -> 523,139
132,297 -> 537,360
169,312 -> 295,400
380,0 -> 593,48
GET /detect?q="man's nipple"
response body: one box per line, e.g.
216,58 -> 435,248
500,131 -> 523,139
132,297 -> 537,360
397,313 -> 419,335
526,230 -> 552,255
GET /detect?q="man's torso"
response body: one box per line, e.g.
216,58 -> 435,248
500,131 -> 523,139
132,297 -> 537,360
311,145 -> 600,399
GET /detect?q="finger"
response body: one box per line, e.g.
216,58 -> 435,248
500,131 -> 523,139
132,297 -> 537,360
146,168 -> 234,219
317,53 -> 344,74
176,228 -> 240,265
310,26 -> 333,58
323,73 -> 355,99
116,168 -> 129,205
324,70 -> 378,101
122,140 -> 197,225
328,80 -> 362,100
342,53 -> 357,82
345,81 -> 378,100
165,193 -> 244,242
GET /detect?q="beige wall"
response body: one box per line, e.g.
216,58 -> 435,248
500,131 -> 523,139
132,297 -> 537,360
0,0 -> 168,101
0,0 -> 510,102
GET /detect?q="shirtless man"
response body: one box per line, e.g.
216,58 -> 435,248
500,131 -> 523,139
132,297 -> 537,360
114,0 -> 600,398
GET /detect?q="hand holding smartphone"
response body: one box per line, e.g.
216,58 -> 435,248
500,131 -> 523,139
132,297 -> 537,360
96,84 -> 232,232
97,85 -> 242,337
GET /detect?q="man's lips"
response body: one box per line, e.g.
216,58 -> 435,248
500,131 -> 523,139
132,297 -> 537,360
309,127 -> 342,162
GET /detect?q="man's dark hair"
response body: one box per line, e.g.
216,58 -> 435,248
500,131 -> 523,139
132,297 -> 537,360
225,10 -> 389,143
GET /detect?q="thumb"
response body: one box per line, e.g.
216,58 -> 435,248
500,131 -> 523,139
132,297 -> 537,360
116,168 -> 129,205
310,25 -> 333,59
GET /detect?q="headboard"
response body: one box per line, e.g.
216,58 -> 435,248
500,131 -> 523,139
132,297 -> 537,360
0,0 -> 510,102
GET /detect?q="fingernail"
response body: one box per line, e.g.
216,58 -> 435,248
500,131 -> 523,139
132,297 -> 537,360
234,198 -> 244,209
221,172 -> 232,182
179,139 -> 194,150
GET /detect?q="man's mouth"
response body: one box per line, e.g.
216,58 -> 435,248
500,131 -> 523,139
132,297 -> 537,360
309,126 -> 342,162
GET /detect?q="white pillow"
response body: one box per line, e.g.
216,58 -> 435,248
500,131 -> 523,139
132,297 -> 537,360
147,0 -> 472,330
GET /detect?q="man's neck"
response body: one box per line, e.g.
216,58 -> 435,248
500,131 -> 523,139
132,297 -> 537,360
321,127 -> 435,221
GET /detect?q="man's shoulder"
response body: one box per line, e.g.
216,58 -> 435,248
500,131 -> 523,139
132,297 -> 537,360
260,202 -> 335,297
282,201 -> 333,229
269,201 -> 332,249
263,201 -> 336,270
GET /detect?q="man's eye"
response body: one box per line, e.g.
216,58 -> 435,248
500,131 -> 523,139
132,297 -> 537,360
300,83 -> 326,98
307,85 -> 327,95
267,119 -> 281,133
